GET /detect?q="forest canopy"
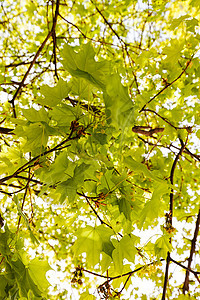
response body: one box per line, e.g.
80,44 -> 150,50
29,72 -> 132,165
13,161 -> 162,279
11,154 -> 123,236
0,0 -> 200,299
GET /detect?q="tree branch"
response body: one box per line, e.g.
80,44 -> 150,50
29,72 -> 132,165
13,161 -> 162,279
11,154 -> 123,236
183,208 -> 200,293
132,125 -> 164,137
139,54 -> 195,113
81,259 -> 165,281
0,127 -> 14,135
77,192 -> 123,237
85,196 -> 112,229
0,127 -> 78,185
162,137 -> 188,300
90,0 -> 124,45
52,0 -> 60,80
169,138 -> 187,218
58,13 -> 87,38
170,256 -> 200,277
9,0 -> 60,117
162,253 -> 170,300
142,108 -> 183,130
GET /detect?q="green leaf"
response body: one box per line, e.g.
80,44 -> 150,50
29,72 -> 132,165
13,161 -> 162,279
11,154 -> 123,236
186,18 -> 198,32
22,107 -> 49,123
71,77 -> 97,99
62,43 -> 110,89
139,182 -> 169,227
104,74 -> 134,129
8,258 -> 42,298
49,103 -> 82,126
124,156 -> 161,181
14,122 -> 48,152
73,225 -> 113,267
28,258 -> 51,292
73,162 -> 91,185
0,275 -> 8,298
170,15 -> 190,30
57,177 -> 77,203
118,198 -> 131,220
196,129 -> 200,139
154,235 -> 172,258
57,162 -> 91,202
163,39 -> 184,65
42,151 -> 70,184
100,253 -> 112,273
39,78 -> 71,107
112,235 -> 138,273
190,0 -> 200,8
93,132 -> 107,145
175,295 -> 192,299
80,291 -> 96,300
0,225 -> 13,256
14,196 -> 39,244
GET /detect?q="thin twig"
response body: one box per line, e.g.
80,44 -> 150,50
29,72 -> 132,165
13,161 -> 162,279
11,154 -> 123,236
81,259 -> 165,281
90,0 -> 124,45
52,0 -> 59,80
170,256 -> 200,276
9,0 -> 60,118
139,54 -> 195,113
16,169 -> 32,232
0,127 -> 14,135
0,257 -> 5,265
118,273 -> 132,294
85,196 -> 112,229
58,13 -> 87,38
0,128 -> 76,185
142,109 -> 180,130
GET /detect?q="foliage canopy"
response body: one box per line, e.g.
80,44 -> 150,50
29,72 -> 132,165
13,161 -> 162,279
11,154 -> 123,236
0,0 -> 200,299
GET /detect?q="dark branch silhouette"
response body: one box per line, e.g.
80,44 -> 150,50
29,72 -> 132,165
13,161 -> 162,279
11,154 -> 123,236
9,0 -> 60,118
183,208 -> 200,293
139,54 -> 195,113
162,137 -> 188,300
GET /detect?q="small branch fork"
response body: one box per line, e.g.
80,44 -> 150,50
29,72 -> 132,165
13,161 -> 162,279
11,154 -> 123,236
81,259 -> 165,297
81,193 -> 112,230
137,134 -> 200,163
139,54 -> 195,113
83,260 -> 163,280
81,252 -> 200,299
0,123 -> 84,186
90,0 -> 123,46
90,0 -> 140,94
9,0 -> 60,118
132,125 -> 164,137
162,255 -> 200,294
141,108 -> 192,131
77,192 -> 123,238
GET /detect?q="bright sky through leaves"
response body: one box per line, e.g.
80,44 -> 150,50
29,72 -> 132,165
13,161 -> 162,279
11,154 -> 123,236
0,0 -> 200,299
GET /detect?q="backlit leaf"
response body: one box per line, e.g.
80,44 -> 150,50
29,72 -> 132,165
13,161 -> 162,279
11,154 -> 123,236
39,79 -> 71,107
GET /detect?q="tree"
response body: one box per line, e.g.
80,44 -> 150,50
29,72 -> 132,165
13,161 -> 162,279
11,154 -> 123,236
0,0 -> 200,299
